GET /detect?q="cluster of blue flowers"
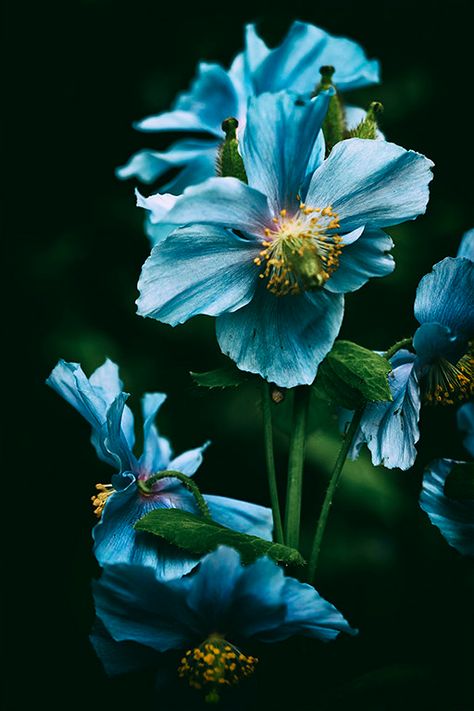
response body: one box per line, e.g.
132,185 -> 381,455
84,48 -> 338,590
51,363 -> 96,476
47,19 -> 473,705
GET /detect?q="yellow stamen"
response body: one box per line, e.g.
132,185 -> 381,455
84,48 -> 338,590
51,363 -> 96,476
255,202 -> 344,296
178,634 -> 258,703
423,347 -> 474,406
91,483 -> 115,518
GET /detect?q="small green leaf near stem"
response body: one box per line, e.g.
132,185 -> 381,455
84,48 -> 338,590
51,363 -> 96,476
307,408 -> 364,583
138,470 -> 212,520
261,382 -> 284,544
284,386 -> 310,550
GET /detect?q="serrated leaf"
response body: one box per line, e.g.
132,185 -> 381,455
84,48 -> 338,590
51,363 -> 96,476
313,340 -> 392,408
190,364 -> 250,389
135,509 -> 305,566
445,462 -> 474,500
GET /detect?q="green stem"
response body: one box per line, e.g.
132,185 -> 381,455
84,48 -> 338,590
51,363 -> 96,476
137,470 -> 212,520
384,337 -> 413,360
284,386 -> 310,550
261,383 -> 284,544
307,408 -> 364,583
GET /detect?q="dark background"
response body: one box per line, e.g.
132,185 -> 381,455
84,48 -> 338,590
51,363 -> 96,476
4,0 -> 474,709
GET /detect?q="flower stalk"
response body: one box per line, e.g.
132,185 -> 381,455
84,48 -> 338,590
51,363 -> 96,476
284,386 -> 310,550
261,382 -> 285,544
307,408 -> 364,583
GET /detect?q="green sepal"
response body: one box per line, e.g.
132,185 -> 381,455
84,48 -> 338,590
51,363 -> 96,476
216,117 -> 248,182
346,101 -> 383,140
190,363 -> 251,389
134,508 -> 306,566
444,462 -> 474,500
312,340 -> 393,409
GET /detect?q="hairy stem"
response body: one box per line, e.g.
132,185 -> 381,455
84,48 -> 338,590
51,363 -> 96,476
138,470 -> 211,520
261,382 -> 284,544
284,387 -> 310,550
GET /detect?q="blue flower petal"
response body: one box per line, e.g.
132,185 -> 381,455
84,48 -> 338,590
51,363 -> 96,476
216,285 -> 344,387
150,176 -> 273,233
305,138 -> 434,231
99,393 -> 137,474
93,563 -> 200,651
357,350 -> 421,470
259,576 -> 357,642
250,20 -> 380,95
458,402 -> 474,457
243,23 -> 270,78
242,90 -> 332,213
457,228 -> 474,260
414,257 -> 474,337
137,393 -> 172,475
93,485 -> 201,578
204,494 -> 273,540
136,225 -> 260,326
168,442 -> 209,476
325,227 -> 394,293
413,322 -> 466,365
137,62 -> 239,137
116,139 -> 217,186
89,359 -> 135,451
91,620 -> 160,676
420,459 -> 474,557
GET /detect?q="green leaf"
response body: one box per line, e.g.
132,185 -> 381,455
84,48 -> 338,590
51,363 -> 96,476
135,509 -> 306,566
445,462 -> 474,500
313,340 -> 392,409
190,364 -> 250,389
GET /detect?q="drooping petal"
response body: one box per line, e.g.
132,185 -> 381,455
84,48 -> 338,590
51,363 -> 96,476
150,177 -> 273,234
116,139 -> 217,185
216,285 -> 344,388
305,138 -> 434,231
91,620 -> 160,676
413,322 -> 466,365
242,90 -> 332,213
458,402 -> 474,457
355,350 -> 421,470
204,494 -> 273,540
136,225 -> 260,326
250,21 -> 380,95
414,257 -> 474,337
93,484 -> 201,578
46,359 -> 135,469
137,393 -> 172,475
259,576 -> 357,642
420,459 -> 474,557
325,227 -> 394,293
93,563 -> 200,651
457,228 -> 474,260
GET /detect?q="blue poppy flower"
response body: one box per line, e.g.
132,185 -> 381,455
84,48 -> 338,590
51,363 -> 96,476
91,545 -> 357,700
136,90 -> 433,388
419,402 -> 474,557
46,359 -> 273,577
348,233 -> 474,470
117,21 -> 380,192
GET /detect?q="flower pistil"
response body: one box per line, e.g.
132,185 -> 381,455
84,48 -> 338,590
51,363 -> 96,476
254,204 -> 343,296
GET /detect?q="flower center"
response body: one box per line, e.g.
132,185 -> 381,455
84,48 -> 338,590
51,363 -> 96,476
422,347 -> 474,405
91,483 -> 115,518
178,634 -> 258,703
254,204 -> 343,296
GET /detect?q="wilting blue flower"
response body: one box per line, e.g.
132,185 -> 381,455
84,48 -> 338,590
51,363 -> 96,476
117,21 -> 380,193
419,402 -> 474,556
136,90 -> 433,388
348,232 -> 474,470
46,359 -> 272,577
91,546 -> 357,700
